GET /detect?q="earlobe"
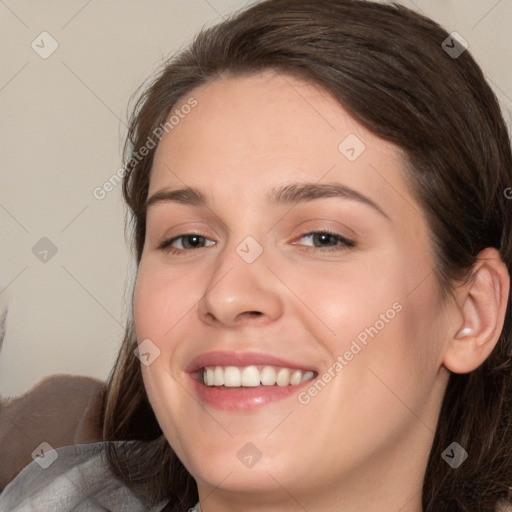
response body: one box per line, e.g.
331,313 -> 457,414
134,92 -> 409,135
443,247 -> 510,375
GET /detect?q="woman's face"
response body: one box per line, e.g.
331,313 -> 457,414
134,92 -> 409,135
134,71 -> 454,509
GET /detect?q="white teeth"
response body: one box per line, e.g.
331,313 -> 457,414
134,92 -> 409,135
302,371 -> 314,382
201,365 -> 315,387
260,366 -> 276,385
213,366 -> 224,386
276,368 -> 290,386
290,370 -> 302,385
224,366 -> 241,387
241,366 -> 260,387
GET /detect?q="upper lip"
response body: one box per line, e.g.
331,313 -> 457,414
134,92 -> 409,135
186,351 -> 317,373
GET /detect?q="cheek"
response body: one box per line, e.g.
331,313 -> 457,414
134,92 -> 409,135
133,263 -> 192,442
294,254 -> 402,339
132,261 -> 189,342
355,273 -> 447,410
133,271 -> 160,343
303,253 -> 443,386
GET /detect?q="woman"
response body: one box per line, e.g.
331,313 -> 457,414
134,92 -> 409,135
1,0 -> 511,510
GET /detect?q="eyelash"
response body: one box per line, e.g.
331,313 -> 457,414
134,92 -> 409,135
157,230 -> 355,255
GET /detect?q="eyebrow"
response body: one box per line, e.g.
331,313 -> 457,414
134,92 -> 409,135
145,182 -> 390,221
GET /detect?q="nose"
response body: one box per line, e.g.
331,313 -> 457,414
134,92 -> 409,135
197,239 -> 284,328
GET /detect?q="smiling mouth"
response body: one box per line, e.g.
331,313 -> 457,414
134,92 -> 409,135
199,365 -> 316,388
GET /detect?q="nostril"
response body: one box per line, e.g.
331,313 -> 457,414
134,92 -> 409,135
237,311 -> 263,322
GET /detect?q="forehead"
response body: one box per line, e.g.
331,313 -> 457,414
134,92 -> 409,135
149,71 -> 409,218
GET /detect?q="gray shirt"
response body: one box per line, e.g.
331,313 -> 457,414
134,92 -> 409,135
0,441 -> 201,511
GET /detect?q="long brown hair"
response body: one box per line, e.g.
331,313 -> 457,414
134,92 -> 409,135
101,1 -> 512,510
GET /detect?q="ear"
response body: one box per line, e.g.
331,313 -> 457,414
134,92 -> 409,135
443,247 -> 510,374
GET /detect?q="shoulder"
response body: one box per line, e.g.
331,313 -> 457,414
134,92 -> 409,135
0,374 -> 104,490
0,441 -> 169,511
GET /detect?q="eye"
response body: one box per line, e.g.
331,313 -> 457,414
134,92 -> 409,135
157,230 -> 354,255
295,230 -> 355,252
158,234 -> 215,254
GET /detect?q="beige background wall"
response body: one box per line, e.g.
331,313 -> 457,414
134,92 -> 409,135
1,0 -> 511,398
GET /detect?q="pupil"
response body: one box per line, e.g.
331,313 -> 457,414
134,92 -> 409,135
185,235 -> 202,248
316,233 -> 335,246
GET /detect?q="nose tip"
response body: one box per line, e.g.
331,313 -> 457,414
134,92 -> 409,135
198,255 -> 283,328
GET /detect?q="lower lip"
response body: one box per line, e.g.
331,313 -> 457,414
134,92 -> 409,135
189,373 -> 313,411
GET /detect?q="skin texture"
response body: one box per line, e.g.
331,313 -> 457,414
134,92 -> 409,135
133,71 -> 509,512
